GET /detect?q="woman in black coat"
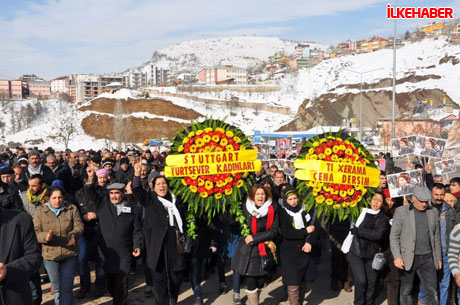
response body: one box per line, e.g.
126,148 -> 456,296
132,163 -> 186,305
343,191 -> 390,305
231,184 -> 279,305
279,188 -> 318,305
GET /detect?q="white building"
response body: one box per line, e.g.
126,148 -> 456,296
142,62 -> 170,86
50,76 -> 70,93
127,69 -> 146,89
76,76 -> 99,103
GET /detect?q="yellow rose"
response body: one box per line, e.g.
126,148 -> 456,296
316,195 -> 325,204
312,191 -> 318,196
324,148 -> 332,155
236,180 -> 244,188
216,127 -> 225,133
333,204 -> 340,209
203,135 -> 211,143
204,128 -> 213,132
345,148 -> 353,156
226,145 -> 234,151
198,178 -> 205,186
347,189 -> 355,195
342,202 -> 350,208
332,146 -> 339,153
350,201 -> 358,207
326,198 -> 334,205
190,186 -> 198,193
190,175 -> 198,180
331,155 -> 338,161
313,141 -> 320,147
215,147 -> 223,152
204,146 -> 212,152
310,155 -> 318,160
199,192 -> 208,198
196,130 -> 204,136
178,145 -> 184,152
308,148 -> 314,155
339,190 -> 347,198
226,130 -> 234,138
318,153 -> 326,160
190,145 -> 197,153
215,193 -> 223,199
234,136 -> 241,143
339,145 -> 346,151
182,137 -> 190,144
331,189 -> 339,195
216,181 -> 224,188
225,188 -> 233,195
188,131 -> 195,138
320,138 -> 327,143
212,135 -> 220,142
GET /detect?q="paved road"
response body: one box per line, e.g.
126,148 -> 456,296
40,245 -> 389,305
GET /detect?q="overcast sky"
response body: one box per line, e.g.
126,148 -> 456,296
0,0 -> 458,80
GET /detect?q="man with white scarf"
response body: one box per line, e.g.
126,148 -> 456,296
85,166 -> 143,305
24,151 -> 55,185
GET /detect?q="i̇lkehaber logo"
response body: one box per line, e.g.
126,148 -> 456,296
387,5 -> 454,19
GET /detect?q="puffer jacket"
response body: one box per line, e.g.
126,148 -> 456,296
0,181 -> 24,211
33,202 -> 84,261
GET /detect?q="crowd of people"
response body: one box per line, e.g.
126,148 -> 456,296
0,146 -> 459,305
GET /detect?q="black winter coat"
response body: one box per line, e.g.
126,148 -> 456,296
279,207 -> 319,285
84,183 -> 143,274
75,185 -> 107,237
231,202 -> 279,277
0,181 -> 24,211
132,182 -> 186,272
0,208 -> 42,305
350,210 -> 389,259
115,167 -> 134,184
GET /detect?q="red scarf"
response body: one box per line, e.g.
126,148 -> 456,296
251,205 -> 275,256
452,190 -> 460,199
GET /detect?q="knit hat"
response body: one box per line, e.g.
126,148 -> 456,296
120,157 -> 129,165
96,169 -> 109,177
51,179 -> 65,190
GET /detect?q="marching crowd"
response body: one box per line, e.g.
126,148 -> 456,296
0,147 -> 459,305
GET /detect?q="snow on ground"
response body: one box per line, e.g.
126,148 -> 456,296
1,99 -> 108,150
153,36 -> 328,73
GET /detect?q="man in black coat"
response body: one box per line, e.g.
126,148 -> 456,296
0,179 -> 24,211
85,167 -> 142,305
0,207 -> 42,305
23,152 -> 55,185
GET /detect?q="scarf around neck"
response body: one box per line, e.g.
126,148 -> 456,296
157,192 -> 183,233
27,187 -> 49,206
341,208 -> 381,253
46,201 -> 65,217
283,203 -> 311,229
28,164 -> 42,176
246,198 -> 272,218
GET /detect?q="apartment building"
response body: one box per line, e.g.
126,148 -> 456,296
28,81 -> 50,98
50,76 -> 70,93
198,66 -> 248,85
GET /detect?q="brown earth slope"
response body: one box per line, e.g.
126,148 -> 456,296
79,97 -> 202,143
277,88 -> 457,131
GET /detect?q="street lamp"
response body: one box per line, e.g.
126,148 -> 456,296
343,68 -> 383,141
392,0 -> 398,139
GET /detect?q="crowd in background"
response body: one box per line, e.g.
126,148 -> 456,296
0,146 -> 459,305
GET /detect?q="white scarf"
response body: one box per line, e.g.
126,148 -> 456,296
28,164 -> 42,176
246,198 -> 272,218
157,193 -> 183,233
341,208 -> 380,254
283,205 -> 311,229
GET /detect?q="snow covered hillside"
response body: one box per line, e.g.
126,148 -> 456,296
144,36 -> 328,72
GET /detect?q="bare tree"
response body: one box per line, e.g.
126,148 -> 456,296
53,101 -> 79,149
